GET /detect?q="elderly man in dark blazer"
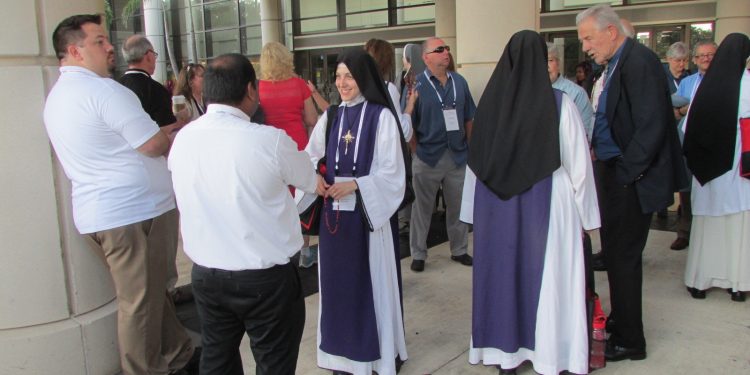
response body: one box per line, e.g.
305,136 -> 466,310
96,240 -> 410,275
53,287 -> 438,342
577,5 -> 687,362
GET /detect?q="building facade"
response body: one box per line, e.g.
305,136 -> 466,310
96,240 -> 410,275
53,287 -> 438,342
1,0 -> 748,373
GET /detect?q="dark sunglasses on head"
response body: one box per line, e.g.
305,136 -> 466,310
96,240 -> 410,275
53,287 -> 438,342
426,45 -> 450,54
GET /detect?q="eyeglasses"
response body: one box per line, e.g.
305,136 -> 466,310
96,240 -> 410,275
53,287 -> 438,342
148,49 -> 159,58
694,52 -> 714,60
426,45 -> 450,54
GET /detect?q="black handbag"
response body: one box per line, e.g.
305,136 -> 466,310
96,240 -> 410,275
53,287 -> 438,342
299,195 -> 322,236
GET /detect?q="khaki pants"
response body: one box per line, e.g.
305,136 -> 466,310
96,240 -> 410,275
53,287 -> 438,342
86,209 -> 194,375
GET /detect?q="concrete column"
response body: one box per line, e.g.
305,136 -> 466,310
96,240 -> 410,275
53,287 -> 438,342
143,0 -> 168,82
715,0 -> 750,44
0,1 -> 119,374
455,0 -> 537,99
261,0 -> 284,46
435,0 -> 457,62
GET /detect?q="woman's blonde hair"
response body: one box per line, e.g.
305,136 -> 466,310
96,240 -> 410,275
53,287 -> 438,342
260,41 -> 295,81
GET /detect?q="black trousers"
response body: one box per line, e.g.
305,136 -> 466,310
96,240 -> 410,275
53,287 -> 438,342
192,262 -> 305,375
594,160 -> 652,349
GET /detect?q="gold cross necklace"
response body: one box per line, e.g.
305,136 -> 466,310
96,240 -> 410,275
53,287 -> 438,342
342,129 -> 356,155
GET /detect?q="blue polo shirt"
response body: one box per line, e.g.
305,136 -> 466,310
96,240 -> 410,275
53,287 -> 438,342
593,42 -> 626,161
412,69 -> 476,167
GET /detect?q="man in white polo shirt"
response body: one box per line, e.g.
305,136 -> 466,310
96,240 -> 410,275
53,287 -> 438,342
44,14 -> 196,375
168,53 -> 317,374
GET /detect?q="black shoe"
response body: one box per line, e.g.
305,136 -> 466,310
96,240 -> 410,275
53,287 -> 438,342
656,208 -> 668,218
728,289 -> 746,302
395,355 -> 404,373
498,368 -> 517,375
450,253 -> 473,266
605,316 -> 616,334
687,287 -> 706,299
605,342 -> 646,361
670,237 -> 689,250
410,259 -> 425,272
592,252 -> 606,272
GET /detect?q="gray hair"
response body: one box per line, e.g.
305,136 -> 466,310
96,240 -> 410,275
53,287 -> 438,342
122,35 -> 153,64
666,42 -> 689,59
546,42 -> 559,61
692,40 -> 717,56
620,18 -> 635,38
576,4 -> 624,36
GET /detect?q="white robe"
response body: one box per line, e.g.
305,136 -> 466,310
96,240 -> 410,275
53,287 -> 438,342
305,97 -> 408,375
464,95 -> 601,374
685,69 -> 750,291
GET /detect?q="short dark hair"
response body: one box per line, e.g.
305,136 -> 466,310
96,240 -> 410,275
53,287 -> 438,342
203,53 -> 256,106
52,14 -> 102,60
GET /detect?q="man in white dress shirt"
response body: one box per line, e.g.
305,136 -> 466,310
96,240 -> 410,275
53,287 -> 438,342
44,14 -> 196,375
168,53 -> 318,375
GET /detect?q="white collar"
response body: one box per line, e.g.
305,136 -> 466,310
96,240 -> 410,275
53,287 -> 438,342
206,103 -> 251,122
339,94 -> 365,107
59,65 -> 103,78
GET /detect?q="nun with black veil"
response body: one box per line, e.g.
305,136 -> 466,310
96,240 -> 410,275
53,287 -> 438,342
682,33 -> 750,302
304,48 -> 408,374
462,30 -> 600,374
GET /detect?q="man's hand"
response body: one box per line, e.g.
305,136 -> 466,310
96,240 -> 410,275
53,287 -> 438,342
316,174 -> 330,197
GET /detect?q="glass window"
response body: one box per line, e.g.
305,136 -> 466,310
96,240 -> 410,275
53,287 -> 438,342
300,0 -> 337,18
635,30 -> 651,47
653,25 -> 684,59
396,2 -> 434,25
205,29 -> 241,57
204,0 -> 239,30
346,11 -> 388,30
689,23 -> 714,48
166,6 -> 192,36
195,32 -> 208,60
345,0 -> 386,12
546,0 -> 622,12
240,0 -> 262,26
300,16 -> 338,33
241,25 -> 262,56
191,5 -> 206,31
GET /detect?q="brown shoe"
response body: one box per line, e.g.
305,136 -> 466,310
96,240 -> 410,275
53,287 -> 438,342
670,237 -> 689,250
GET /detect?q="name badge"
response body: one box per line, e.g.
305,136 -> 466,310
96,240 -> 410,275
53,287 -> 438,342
332,176 -> 356,211
443,108 -> 459,132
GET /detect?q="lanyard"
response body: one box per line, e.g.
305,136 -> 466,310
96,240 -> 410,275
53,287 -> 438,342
424,71 -> 456,108
334,101 -> 367,175
193,97 -> 205,115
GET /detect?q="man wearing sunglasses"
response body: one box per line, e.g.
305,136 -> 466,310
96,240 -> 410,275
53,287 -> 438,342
409,37 -> 476,272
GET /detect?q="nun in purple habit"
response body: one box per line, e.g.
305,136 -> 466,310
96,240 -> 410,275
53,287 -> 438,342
304,48 -> 407,375
463,30 -> 601,375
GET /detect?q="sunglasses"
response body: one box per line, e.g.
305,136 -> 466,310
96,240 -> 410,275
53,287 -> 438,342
426,45 -> 450,54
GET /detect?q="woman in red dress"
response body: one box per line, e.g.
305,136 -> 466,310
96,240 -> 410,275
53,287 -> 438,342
259,41 -> 319,267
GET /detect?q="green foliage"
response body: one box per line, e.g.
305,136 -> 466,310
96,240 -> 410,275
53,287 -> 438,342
104,0 -> 114,26
121,0 -> 143,28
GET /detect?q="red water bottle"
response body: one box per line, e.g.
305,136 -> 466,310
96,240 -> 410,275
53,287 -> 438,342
590,296 -> 607,370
